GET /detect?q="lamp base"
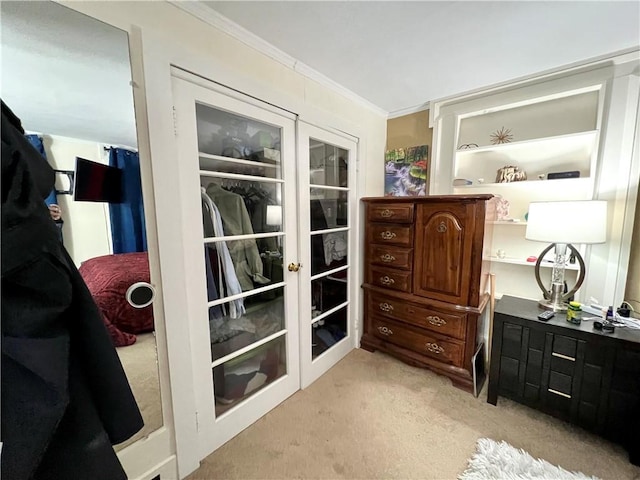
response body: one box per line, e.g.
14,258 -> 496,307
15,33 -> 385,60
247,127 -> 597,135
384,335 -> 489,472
538,298 -> 568,312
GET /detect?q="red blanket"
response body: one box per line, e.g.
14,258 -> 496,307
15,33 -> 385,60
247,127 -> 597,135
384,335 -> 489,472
79,252 -> 154,347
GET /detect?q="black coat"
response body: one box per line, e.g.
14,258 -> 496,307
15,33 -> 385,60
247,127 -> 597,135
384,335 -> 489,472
1,101 -> 144,480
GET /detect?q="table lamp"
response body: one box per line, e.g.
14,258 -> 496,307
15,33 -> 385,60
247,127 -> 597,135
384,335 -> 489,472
525,200 -> 607,311
266,205 -> 282,226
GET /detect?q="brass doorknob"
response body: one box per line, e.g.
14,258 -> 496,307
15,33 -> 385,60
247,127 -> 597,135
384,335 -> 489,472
288,262 -> 301,272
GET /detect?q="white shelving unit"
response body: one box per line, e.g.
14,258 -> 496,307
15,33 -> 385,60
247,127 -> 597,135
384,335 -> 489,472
444,87 -> 603,300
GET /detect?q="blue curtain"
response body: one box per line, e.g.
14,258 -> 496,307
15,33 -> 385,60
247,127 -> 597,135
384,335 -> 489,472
108,148 -> 147,253
25,134 -> 57,206
25,134 -> 64,244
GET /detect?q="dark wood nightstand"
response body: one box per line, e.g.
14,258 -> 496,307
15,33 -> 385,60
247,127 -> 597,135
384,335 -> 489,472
487,295 -> 640,465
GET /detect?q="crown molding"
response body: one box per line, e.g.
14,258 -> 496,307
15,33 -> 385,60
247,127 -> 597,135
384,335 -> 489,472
169,1 -> 388,117
387,102 -> 430,119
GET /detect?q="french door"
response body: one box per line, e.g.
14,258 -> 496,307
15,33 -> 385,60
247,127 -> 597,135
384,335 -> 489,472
298,122 -> 358,388
172,73 -> 300,458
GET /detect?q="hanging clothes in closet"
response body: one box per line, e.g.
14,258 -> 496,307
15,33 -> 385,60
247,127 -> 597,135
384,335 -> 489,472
205,183 -> 270,291
201,187 -> 244,320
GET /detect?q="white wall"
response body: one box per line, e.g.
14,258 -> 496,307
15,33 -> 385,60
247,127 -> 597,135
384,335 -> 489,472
38,133 -> 113,266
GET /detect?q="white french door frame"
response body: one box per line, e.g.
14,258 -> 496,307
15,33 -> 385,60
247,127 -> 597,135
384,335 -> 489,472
297,121 -> 359,389
171,72 -> 301,459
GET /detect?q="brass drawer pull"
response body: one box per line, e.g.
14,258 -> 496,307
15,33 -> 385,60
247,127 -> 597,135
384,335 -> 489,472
379,276 -> 395,286
379,302 -> 394,312
380,231 -> 397,240
437,221 -> 447,233
551,352 -> 576,362
377,326 -> 393,336
380,209 -> 394,218
427,315 -> 447,327
548,388 -> 571,399
425,342 -> 444,354
380,253 -> 396,263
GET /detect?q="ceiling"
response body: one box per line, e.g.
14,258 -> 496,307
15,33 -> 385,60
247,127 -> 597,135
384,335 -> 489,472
1,2 -> 638,149
199,1 -> 640,115
0,1 -> 137,147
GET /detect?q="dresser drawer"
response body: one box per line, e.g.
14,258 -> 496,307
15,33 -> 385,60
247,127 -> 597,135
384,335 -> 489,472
368,245 -> 413,270
367,293 -> 466,340
369,224 -> 413,247
371,316 -> 464,367
368,267 -> 412,293
368,203 -> 414,224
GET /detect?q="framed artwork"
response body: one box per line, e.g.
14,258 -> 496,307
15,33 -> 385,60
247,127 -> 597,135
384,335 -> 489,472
384,145 -> 429,196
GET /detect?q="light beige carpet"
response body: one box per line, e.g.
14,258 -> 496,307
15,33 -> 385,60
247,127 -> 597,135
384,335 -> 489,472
189,348 -> 640,480
114,332 -> 163,451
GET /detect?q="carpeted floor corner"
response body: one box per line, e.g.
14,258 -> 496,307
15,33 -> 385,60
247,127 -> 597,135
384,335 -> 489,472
188,348 -> 640,479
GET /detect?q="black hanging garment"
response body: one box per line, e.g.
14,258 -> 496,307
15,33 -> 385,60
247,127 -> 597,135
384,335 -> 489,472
1,101 -> 143,480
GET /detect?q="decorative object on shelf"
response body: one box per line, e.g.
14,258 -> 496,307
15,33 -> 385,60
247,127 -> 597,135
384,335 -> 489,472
452,178 -> 473,186
525,200 -> 607,311
489,126 -> 513,144
537,174 -> 546,180
495,195 -> 510,220
495,165 -> 527,183
384,144 -> 429,197
547,170 -> 580,180
458,143 -> 479,150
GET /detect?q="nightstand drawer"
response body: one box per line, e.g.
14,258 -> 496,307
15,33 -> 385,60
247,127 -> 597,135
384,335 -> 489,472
371,316 -> 464,367
367,293 -> 466,340
368,245 -> 413,270
368,267 -> 411,293
369,224 -> 413,247
368,203 -> 414,223
553,335 -> 577,359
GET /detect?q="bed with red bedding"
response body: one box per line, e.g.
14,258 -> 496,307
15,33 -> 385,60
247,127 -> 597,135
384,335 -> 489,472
78,252 -> 154,347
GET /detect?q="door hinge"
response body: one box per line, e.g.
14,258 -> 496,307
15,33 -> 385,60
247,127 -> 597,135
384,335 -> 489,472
172,106 -> 178,136
195,410 -> 199,431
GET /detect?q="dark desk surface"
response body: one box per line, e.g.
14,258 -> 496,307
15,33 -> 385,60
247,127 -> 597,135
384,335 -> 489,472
495,295 -> 640,346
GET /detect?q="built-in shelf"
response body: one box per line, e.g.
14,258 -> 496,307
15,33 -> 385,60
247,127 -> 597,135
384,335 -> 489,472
455,130 -> 597,156
453,176 -> 590,189
453,130 -> 597,182
485,256 -> 580,271
199,151 -> 281,177
490,220 -> 527,225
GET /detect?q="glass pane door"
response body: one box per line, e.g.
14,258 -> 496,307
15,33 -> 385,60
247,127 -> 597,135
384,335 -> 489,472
172,74 -> 299,457
298,122 -> 358,388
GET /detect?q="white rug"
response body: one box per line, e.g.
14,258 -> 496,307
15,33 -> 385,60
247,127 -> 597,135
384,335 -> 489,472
459,438 -> 600,480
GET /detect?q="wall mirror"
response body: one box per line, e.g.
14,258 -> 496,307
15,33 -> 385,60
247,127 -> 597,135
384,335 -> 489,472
1,0 -> 163,450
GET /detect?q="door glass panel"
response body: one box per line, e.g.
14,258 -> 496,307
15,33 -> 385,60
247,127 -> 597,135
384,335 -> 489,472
213,335 -> 287,416
209,287 -> 285,362
310,190 -> 347,230
197,104 -> 281,164
201,177 -> 283,236
196,101 -> 291,418
310,231 -> 348,277
311,272 -> 347,318
311,306 -> 347,360
309,139 -> 348,187
307,137 -> 350,361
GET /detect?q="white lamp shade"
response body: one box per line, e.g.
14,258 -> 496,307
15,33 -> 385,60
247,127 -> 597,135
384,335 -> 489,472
525,200 -> 607,244
266,205 -> 283,226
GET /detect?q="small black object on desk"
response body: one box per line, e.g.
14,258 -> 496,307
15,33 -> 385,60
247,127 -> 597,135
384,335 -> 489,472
537,310 -> 555,321
487,295 -> 640,466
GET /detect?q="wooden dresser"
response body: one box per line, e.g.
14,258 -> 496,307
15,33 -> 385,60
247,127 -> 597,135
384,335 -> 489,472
361,195 -> 494,392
